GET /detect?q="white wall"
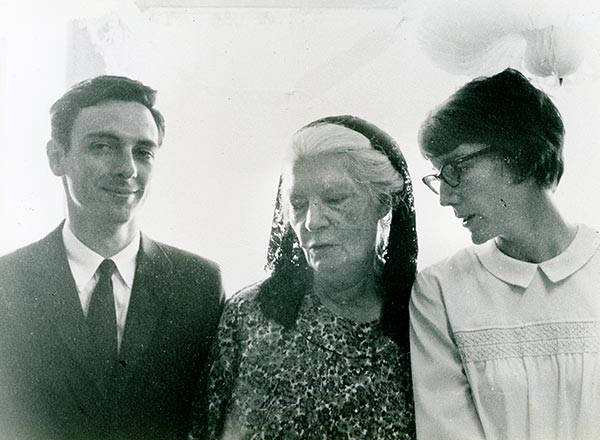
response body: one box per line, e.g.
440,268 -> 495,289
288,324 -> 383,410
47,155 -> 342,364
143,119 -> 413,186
2,1 -> 600,294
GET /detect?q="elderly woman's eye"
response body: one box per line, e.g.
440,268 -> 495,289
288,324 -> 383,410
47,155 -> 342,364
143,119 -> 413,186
289,199 -> 307,211
327,195 -> 349,205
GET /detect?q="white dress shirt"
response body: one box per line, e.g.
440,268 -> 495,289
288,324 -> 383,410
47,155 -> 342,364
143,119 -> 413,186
62,222 -> 140,351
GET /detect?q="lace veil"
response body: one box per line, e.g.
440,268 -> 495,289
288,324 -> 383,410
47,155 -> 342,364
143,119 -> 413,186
257,115 -> 418,350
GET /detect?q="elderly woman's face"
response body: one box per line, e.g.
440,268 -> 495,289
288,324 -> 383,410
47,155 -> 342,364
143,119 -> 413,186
283,154 -> 386,282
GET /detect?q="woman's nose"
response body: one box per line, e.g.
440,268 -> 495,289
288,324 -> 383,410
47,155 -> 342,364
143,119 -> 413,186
438,180 -> 459,207
304,201 -> 328,231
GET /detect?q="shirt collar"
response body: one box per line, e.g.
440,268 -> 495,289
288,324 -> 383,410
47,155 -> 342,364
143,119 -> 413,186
62,222 -> 140,290
475,224 -> 599,288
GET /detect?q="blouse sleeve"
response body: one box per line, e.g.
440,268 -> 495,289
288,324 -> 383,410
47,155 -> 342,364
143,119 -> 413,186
409,271 -> 485,440
189,297 -> 243,440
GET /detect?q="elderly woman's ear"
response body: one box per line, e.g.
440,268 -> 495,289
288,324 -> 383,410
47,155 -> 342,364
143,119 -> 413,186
376,188 -> 404,219
376,199 -> 392,220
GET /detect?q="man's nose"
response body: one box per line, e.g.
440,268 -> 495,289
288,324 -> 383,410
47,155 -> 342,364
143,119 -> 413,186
304,201 -> 328,232
113,148 -> 137,179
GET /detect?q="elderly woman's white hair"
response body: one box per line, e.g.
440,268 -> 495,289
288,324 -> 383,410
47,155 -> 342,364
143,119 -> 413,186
283,122 -> 405,211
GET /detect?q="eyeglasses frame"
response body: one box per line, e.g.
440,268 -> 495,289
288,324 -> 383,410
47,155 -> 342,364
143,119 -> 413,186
422,146 -> 496,194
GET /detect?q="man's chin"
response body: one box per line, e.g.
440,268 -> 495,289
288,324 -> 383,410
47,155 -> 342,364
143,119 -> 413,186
100,208 -> 138,227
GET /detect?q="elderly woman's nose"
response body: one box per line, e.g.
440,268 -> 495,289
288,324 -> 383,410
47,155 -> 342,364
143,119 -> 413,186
305,201 -> 328,231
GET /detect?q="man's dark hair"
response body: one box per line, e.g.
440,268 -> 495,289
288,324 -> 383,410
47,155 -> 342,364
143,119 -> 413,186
419,68 -> 565,188
50,75 -> 165,149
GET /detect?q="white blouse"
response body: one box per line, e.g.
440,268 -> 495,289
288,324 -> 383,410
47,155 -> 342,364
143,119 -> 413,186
410,224 -> 600,440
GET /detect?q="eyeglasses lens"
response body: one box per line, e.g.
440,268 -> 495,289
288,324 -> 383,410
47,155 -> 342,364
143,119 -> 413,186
441,164 -> 460,187
422,175 -> 441,194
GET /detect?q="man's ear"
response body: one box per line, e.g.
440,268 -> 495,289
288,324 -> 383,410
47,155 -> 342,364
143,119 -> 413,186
47,139 -> 66,176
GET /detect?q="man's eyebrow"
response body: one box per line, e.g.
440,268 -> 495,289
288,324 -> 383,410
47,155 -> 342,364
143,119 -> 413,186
136,140 -> 158,148
83,131 -> 158,148
83,131 -> 121,141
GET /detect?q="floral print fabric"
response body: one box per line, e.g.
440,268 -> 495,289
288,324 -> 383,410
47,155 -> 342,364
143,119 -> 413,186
197,283 -> 415,440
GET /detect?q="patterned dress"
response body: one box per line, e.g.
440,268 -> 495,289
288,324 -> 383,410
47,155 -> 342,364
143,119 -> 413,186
197,282 -> 415,439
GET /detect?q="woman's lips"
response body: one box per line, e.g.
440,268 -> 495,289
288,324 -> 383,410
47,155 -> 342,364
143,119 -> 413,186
307,243 -> 335,252
461,215 -> 476,227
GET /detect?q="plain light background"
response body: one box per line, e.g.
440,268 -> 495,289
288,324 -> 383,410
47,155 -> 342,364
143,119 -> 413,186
1,1 -> 600,294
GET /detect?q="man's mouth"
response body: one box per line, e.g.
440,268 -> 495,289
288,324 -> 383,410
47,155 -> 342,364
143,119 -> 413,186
103,187 -> 139,197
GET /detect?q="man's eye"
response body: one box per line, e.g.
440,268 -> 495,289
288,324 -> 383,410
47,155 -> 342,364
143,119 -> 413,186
136,149 -> 155,161
90,141 -> 113,151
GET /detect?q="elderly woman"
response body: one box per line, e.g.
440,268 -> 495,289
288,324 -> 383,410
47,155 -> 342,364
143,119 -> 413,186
410,68 -> 600,440
191,115 -> 418,439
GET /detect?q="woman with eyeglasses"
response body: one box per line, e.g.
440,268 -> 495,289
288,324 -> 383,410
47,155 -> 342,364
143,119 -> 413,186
410,68 -> 600,440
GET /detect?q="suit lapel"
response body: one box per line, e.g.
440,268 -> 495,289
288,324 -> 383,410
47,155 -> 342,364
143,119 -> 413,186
32,226 -> 99,370
28,224 -> 109,406
119,235 -> 174,365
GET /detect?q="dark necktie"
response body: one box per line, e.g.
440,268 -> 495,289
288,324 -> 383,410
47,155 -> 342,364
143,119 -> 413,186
88,259 -> 118,361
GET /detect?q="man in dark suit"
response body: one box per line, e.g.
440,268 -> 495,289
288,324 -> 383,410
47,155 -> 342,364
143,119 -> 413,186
0,76 -> 224,440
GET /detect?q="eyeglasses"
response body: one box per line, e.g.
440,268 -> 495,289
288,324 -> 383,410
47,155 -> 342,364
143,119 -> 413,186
422,146 -> 495,194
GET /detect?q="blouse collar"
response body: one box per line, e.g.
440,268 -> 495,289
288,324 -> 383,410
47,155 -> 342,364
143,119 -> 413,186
475,224 -> 599,288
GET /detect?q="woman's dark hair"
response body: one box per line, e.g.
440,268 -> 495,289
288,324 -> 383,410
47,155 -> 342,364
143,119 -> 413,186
50,75 -> 165,149
257,115 -> 418,351
419,68 -> 565,188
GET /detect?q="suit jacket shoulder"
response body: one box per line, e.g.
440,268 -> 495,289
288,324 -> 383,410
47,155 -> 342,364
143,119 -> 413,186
146,238 -> 222,288
0,227 -> 226,440
0,225 -> 67,305
137,235 -> 225,313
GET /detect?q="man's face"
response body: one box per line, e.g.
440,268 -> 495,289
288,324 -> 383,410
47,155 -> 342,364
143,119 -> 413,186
49,100 -> 160,229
